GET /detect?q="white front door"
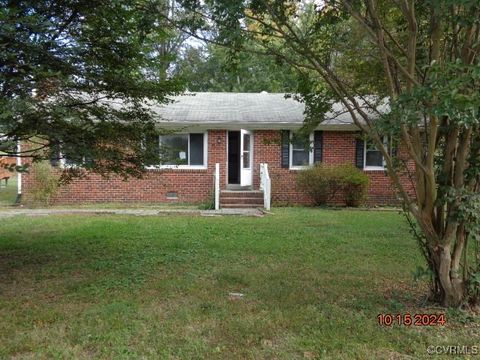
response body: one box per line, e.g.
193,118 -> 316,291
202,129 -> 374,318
240,129 -> 252,186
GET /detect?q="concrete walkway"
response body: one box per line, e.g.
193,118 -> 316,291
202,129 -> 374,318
0,207 -> 265,219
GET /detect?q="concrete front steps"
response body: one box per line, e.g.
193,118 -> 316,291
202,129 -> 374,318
220,190 -> 264,209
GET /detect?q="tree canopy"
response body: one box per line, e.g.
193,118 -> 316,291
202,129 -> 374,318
0,0 -> 182,178
173,0 -> 480,307
174,42 -> 299,92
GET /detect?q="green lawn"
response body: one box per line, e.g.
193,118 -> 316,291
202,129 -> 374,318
0,209 -> 477,359
0,175 -> 17,207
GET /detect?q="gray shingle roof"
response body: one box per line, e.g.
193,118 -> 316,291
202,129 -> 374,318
150,92 -> 377,130
154,92 -> 304,123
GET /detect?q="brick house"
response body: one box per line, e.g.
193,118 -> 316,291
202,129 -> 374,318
20,92 -> 415,207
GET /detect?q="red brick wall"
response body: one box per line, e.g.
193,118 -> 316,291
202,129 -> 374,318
22,130 -> 227,205
252,130 -> 415,206
252,130 -> 311,205
22,129 -> 415,206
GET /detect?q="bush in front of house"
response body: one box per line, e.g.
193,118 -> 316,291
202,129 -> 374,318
296,163 -> 345,205
340,164 -> 370,207
296,163 -> 370,207
29,161 -> 59,206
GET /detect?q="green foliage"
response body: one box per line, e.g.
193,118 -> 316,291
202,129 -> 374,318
175,43 -> 299,92
341,164 -> 370,207
198,192 -> 215,210
388,62 -> 480,133
29,162 -> 59,205
412,265 -> 434,283
446,307 -> 476,325
296,164 -> 342,205
296,163 -> 369,207
0,0 -> 182,178
468,271 -> 480,304
176,0 -> 480,306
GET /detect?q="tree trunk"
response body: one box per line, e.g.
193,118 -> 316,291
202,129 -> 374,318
431,240 -> 467,307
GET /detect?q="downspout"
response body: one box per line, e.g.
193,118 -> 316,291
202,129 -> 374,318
15,141 -> 22,204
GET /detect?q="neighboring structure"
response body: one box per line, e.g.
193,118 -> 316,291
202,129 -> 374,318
0,156 -> 16,186
20,92 -> 415,207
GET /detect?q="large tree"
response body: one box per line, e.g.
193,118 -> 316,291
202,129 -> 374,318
174,0 -> 480,307
0,0 -> 182,178
174,42 -> 299,92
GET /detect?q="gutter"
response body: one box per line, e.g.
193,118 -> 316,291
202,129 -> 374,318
153,122 -> 360,131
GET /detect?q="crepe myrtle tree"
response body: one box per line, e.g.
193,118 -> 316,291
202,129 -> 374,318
0,0 -> 183,180
174,0 -> 480,307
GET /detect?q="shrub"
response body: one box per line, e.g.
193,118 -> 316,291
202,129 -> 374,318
198,192 -> 215,210
340,164 -> 370,207
296,163 -> 344,205
29,161 -> 59,206
296,163 -> 370,207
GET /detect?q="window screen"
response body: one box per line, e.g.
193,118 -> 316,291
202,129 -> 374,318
291,139 -> 310,166
161,134 -> 189,165
158,133 -> 205,166
365,140 -> 384,168
189,133 -> 204,165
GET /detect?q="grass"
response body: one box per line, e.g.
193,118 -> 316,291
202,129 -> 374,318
0,176 -> 17,207
0,208 -> 477,359
42,201 -> 200,210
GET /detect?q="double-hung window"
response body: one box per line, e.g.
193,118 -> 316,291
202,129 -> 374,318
50,145 -> 93,168
63,150 -> 93,168
147,132 -> 207,168
364,136 -> 388,170
290,133 -> 314,169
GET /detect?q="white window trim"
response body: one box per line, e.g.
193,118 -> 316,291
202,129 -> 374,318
146,132 -> 208,170
289,132 -> 314,170
59,153 -> 89,169
364,136 -> 388,171
242,132 -> 252,170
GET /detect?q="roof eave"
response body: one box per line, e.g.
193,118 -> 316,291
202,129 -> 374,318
154,121 -> 359,132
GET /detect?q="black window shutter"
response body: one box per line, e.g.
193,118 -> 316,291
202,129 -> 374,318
390,139 -> 397,158
281,130 -> 290,168
313,131 -> 323,163
355,138 -> 364,169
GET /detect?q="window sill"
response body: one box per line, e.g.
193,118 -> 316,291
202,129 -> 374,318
289,165 -> 312,171
60,164 -> 85,169
145,165 -> 208,171
364,166 -> 385,171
